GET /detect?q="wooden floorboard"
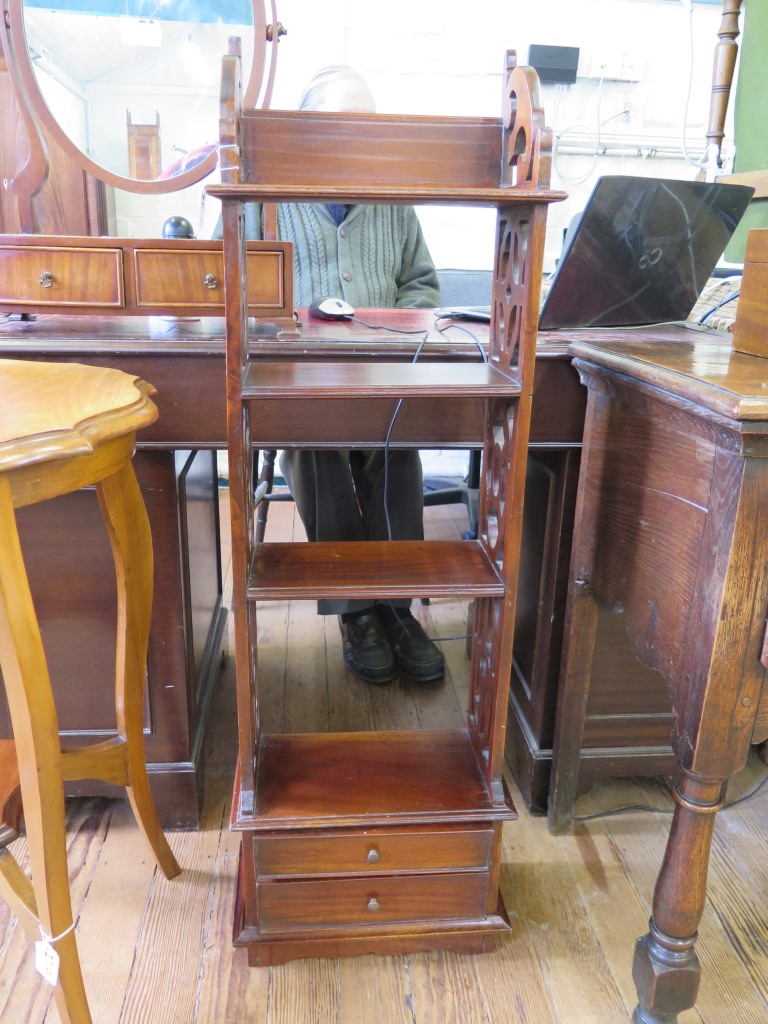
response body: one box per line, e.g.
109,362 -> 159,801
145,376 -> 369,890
2,496 -> 768,1023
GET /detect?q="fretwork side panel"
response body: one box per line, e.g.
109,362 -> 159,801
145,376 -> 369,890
470,199 -> 550,796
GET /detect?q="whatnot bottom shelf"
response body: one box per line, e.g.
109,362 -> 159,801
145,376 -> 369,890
232,729 -> 515,830
230,729 -> 515,964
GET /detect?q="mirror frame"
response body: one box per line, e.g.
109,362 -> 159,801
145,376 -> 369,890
2,0 -> 278,194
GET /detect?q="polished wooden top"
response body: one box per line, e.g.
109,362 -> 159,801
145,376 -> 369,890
567,329 -> 768,422
0,308 -> 573,358
242,360 -> 520,398
0,358 -> 157,472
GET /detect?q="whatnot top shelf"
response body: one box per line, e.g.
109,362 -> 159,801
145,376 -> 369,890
211,183 -> 564,208
241,360 -> 520,400
232,729 -> 517,832
246,540 -> 504,601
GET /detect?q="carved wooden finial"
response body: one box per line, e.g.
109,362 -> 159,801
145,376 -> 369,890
219,45 -> 243,185
500,50 -> 552,189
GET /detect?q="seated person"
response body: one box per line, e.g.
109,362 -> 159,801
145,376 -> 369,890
215,66 -> 445,686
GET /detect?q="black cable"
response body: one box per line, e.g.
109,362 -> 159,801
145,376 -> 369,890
346,314 -> 477,646
573,803 -> 673,822
698,289 -> 740,325
721,768 -> 768,810
341,315 -> 430,541
433,315 -> 488,363
572,768 -> 768,822
349,316 -> 430,338
382,331 -> 430,541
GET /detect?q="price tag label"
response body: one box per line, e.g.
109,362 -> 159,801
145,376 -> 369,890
34,938 -> 60,986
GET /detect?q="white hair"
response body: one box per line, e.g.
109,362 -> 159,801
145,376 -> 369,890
298,66 -> 376,113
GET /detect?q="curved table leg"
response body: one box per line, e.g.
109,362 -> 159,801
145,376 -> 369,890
632,771 -> 725,1024
97,463 -> 180,880
0,479 -> 91,1024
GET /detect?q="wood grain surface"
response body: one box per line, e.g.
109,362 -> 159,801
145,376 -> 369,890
0,498 -> 765,1022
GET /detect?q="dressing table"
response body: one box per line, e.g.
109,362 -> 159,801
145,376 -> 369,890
0,4 -> 285,827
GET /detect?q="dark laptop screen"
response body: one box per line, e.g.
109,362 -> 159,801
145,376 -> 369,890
538,175 -> 754,330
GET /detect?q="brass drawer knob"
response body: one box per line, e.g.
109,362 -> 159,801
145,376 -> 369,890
39,271 -> 53,288
367,897 -> 380,913
366,848 -> 380,864
203,273 -> 218,290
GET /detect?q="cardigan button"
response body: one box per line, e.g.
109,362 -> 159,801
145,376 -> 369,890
342,271 -> 352,282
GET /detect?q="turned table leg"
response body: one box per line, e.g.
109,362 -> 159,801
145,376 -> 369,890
632,771 -> 726,1024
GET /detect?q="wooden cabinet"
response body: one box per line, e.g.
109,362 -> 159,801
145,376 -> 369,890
547,315 -> 768,1021
213,51 -> 563,964
0,447 -> 225,828
0,235 -> 293,319
506,338 -> 683,813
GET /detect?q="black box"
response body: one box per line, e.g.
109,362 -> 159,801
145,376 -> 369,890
527,45 -> 580,85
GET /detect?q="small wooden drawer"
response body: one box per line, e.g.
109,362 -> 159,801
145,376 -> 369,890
255,826 -> 493,878
258,872 -> 489,933
133,248 -> 286,309
0,245 -> 123,308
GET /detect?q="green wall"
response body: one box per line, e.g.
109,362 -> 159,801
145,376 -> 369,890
726,0 -> 768,262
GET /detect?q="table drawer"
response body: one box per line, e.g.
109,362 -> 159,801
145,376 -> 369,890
0,245 -> 123,307
133,248 -> 287,309
258,872 -> 489,933
255,826 -> 493,877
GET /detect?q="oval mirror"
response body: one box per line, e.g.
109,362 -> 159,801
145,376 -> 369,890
8,0 -> 275,194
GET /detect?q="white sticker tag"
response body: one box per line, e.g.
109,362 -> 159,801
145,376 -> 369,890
34,938 -> 60,986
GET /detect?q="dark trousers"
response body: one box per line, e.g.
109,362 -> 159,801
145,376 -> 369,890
280,448 -> 424,615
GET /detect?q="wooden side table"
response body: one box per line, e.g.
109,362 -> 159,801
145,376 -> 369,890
0,359 -> 180,1024
547,333 -> 768,1022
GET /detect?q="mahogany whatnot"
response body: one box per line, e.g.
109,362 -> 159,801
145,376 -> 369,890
210,48 -> 564,963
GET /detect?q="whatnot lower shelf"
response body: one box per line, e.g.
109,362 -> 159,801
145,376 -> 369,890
241,360 -> 520,399
247,539 -> 504,600
232,729 -> 517,832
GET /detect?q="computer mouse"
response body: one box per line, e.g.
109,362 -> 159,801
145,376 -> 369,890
307,297 -> 356,320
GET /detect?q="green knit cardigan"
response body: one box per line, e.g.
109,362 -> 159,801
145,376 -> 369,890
214,202 -> 441,308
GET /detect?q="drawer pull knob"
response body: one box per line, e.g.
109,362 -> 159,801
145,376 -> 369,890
367,897 -> 380,913
366,848 -> 380,864
39,272 -> 53,288
203,273 -> 218,290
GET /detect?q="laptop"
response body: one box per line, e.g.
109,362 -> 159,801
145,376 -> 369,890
440,176 -> 753,330
538,175 -> 754,330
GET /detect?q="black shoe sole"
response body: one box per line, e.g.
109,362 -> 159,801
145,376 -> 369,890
342,652 -> 397,686
395,662 -> 445,684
